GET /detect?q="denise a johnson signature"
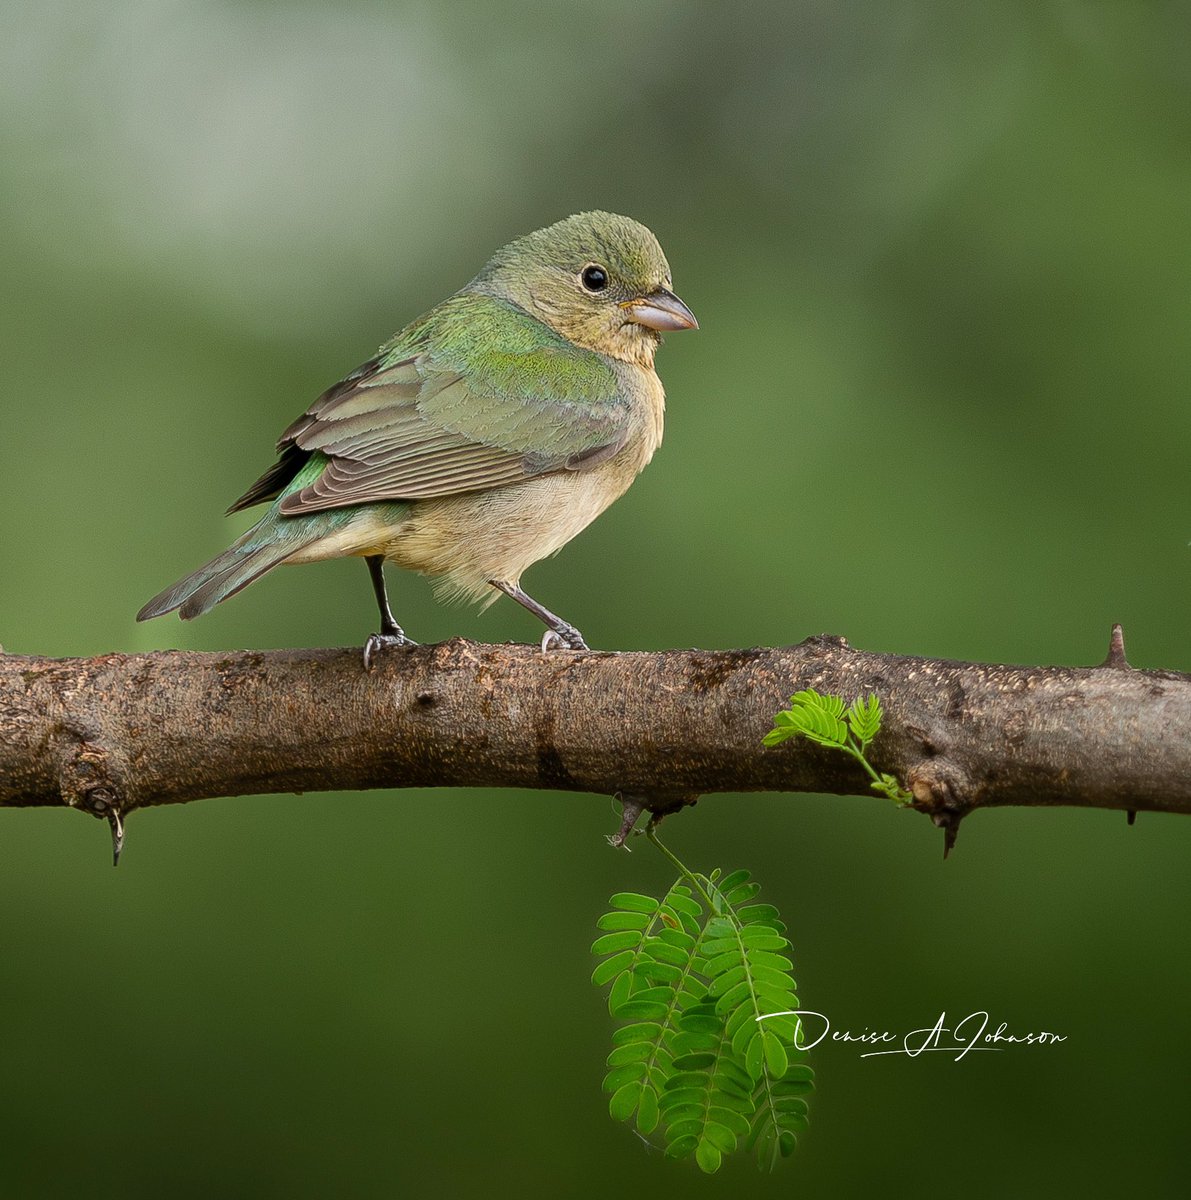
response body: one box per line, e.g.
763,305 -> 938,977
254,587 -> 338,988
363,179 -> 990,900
758,1011 -> 1067,1061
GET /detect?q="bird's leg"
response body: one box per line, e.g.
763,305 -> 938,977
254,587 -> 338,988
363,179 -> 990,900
489,579 -> 589,651
368,555 -> 404,637
362,555 -> 417,670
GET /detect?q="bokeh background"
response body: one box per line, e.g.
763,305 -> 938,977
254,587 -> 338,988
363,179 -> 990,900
3,2 -> 1190,1195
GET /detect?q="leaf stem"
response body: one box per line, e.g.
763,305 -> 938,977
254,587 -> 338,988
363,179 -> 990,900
645,825 -> 717,913
841,740 -> 882,785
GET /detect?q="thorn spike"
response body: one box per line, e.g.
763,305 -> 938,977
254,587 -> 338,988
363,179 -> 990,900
940,812 -> 962,859
109,809 -> 125,867
608,793 -> 646,849
1102,623 -> 1131,670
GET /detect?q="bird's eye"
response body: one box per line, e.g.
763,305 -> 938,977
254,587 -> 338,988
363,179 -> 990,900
580,264 -> 609,292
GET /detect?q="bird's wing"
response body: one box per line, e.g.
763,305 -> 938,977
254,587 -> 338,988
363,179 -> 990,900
273,293 -> 630,516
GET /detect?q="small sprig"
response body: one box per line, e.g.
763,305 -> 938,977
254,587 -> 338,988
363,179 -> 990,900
763,689 -> 912,804
591,831 -> 813,1173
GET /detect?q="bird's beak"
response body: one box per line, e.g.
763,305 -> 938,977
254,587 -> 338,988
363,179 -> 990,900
620,287 -> 699,332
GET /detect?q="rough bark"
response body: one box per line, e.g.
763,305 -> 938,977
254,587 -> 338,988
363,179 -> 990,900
2,626 -> 1187,857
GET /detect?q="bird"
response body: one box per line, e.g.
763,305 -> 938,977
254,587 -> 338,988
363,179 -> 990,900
137,211 -> 697,665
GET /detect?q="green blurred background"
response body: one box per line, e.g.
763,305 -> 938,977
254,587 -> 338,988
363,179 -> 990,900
3,1 -> 1190,1195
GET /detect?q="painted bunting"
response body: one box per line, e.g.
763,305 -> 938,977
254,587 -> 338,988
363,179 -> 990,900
137,211 -> 697,663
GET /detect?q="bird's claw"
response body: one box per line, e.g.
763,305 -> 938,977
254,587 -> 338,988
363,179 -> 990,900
540,625 -> 589,653
363,630 -> 417,671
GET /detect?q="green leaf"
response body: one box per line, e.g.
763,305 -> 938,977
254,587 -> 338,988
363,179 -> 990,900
744,1029 -> 764,1080
725,1005 -> 757,1042
700,938 -> 740,958
750,965 -> 795,992
778,1064 -> 815,1085
596,910 -> 651,932
845,693 -> 883,748
703,1121 -> 737,1154
626,985 -> 676,1005
611,1021 -> 662,1046
667,1070 -> 716,1091
671,1052 -> 717,1071
770,688 -> 848,747
737,903 -> 781,924
695,1139 -> 723,1174
710,1107 -> 751,1138
666,892 -> 702,919
799,688 -> 845,718
731,1016 -> 758,1059
709,965 -> 749,995
739,928 -> 788,950
711,1085 -> 755,1112
762,1031 -> 789,1078
704,917 -> 736,939
704,950 -> 743,977
748,950 -> 794,972
591,949 -> 634,987
659,1086 -> 707,1113
634,960 -> 683,985
612,998 -> 670,1021
672,1030 -> 719,1056
714,979 -> 755,1016
592,930 -> 644,955
644,938 -> 692,966
654,926 -> 696,950
607,970 -> 631,1016
636,1084 -> 660,1135
678,999 -> 719,1022
608,1080 -> 643,1122
607,1042 -> 653,1066
725,882 -> 761,906
661,1105 -> 702,1128
718,869 -> 751,892
758,1013 -> 800,1041
603,1062 -> 648,1093
610,892 -> 659,913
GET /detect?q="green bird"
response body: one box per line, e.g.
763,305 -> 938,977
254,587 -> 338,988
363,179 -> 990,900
137,211 -> 697,663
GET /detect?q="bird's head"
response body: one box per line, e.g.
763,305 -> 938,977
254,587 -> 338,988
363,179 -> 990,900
469,211 -> 697,367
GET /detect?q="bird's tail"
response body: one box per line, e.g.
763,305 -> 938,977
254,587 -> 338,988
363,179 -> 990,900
136,515 -> 318,622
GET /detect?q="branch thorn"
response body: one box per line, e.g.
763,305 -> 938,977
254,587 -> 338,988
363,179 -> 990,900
932,810 -> 963,859
1102,623 -> 1131,670
109,807 -> 125,867
608,793 -> 646,849
82,787 -> 125,866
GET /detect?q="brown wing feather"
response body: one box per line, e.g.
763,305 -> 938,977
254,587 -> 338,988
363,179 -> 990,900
274,356 -> 537,515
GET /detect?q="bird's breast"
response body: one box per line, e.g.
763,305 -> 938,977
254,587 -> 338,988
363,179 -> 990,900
624,363 -> 665,469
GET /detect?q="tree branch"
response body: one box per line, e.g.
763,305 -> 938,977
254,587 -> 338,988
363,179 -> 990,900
3,627 -> 1189,856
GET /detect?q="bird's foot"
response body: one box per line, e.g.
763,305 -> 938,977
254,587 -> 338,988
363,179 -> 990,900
540,623 -> 589,653
363,629 -> 418,671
